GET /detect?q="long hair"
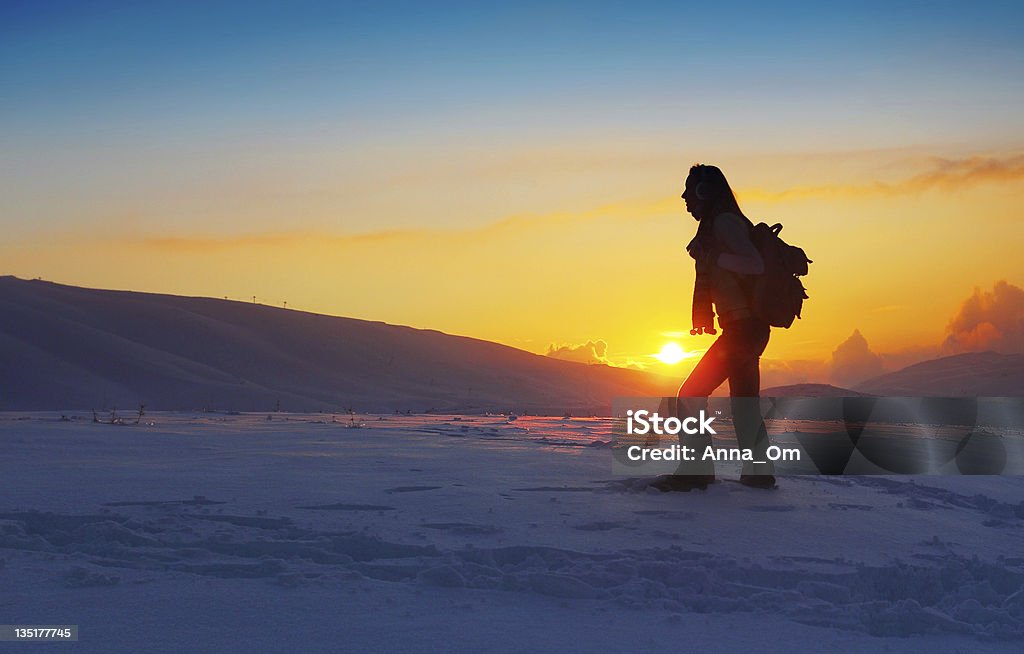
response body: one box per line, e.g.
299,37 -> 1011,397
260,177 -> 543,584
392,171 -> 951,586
687,164 -> 751,243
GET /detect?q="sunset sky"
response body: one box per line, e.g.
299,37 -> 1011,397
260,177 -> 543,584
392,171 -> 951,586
2,1 -> 1023,383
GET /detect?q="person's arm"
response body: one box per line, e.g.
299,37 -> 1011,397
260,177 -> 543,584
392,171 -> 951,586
714,213 -> 764,275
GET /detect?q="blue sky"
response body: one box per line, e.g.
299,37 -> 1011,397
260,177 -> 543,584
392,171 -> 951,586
2,1 -> 1023,368
4,0 -> 1022,143
3,0 -> 1022,235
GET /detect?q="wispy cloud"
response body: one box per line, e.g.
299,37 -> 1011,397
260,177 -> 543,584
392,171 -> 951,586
139,229 -> 431,252
129,196 -> 677,253
741,154 -> 1024,202
128,153 -> 1023,252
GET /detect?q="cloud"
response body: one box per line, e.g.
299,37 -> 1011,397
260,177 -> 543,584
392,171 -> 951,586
128,196 -> 675,253
689,281 -> 1022,391
829,329 -> 885,386
546,340 -> 610,365
138,229 -> 432,253
943,280 -> 1024,354
760,282 -> 1020,390
120,153 -> 1024,253
741,154 -> 1024,203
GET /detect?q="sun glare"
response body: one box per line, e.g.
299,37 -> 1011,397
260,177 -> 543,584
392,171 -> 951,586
655,342 -> 687,365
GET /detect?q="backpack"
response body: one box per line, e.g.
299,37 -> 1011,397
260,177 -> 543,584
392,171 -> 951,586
747,222 -> 811,328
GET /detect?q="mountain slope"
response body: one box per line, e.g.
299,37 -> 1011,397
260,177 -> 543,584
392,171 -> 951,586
760,383 -> 872,397
0,277 -> 674,412
854,351 -> 1024,396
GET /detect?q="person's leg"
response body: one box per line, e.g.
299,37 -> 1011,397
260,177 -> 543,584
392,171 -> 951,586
665,336 -> 733,478
675,332 -> 735,418
727,323 -> 774,478
678,336 -> 733,399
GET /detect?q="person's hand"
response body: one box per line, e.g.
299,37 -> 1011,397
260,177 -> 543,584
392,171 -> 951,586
690,326 -> 717,336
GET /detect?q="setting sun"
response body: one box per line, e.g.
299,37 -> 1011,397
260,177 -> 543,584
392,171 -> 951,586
655,342 -> 687,365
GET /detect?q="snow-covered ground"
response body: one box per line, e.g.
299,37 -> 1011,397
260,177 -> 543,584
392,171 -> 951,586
2,412 -> 1023,652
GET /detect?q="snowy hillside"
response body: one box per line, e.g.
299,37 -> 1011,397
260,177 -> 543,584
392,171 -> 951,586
0,277 -> 673,413
856,352 -> 1024,396
2,412 -> 1023,652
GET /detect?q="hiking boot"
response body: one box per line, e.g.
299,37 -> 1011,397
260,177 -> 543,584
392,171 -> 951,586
650,474 -> 716,492
739,474 -> 777,489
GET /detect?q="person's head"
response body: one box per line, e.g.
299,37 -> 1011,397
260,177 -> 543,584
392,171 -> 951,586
681,164 -> 743,222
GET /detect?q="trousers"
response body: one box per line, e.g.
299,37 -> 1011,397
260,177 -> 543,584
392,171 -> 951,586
671,318 -> 774,476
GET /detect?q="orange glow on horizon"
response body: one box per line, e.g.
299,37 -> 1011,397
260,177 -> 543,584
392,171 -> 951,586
654,342 -> 688,365
2,149 -> 1021,390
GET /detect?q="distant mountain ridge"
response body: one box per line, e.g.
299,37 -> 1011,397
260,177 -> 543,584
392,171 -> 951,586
760,383 -> 872,397
3,277 -> 1019,412
0,276 -> 674,413
854,351 -> 1024,396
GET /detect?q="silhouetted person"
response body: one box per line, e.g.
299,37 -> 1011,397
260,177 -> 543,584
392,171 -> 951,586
654,164 -> 775,491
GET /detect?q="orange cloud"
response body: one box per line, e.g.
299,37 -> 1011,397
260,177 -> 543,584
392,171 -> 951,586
139,229 -> 432,252
761,282 -> 1023,389
943,280 -> 1024,354
122,153 -> 1024,253
546,340 -> 654,370
829,329 -> 885,386
128,196 -> 677,253
546,340 -> 610,365
740,154 -> 1024,202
